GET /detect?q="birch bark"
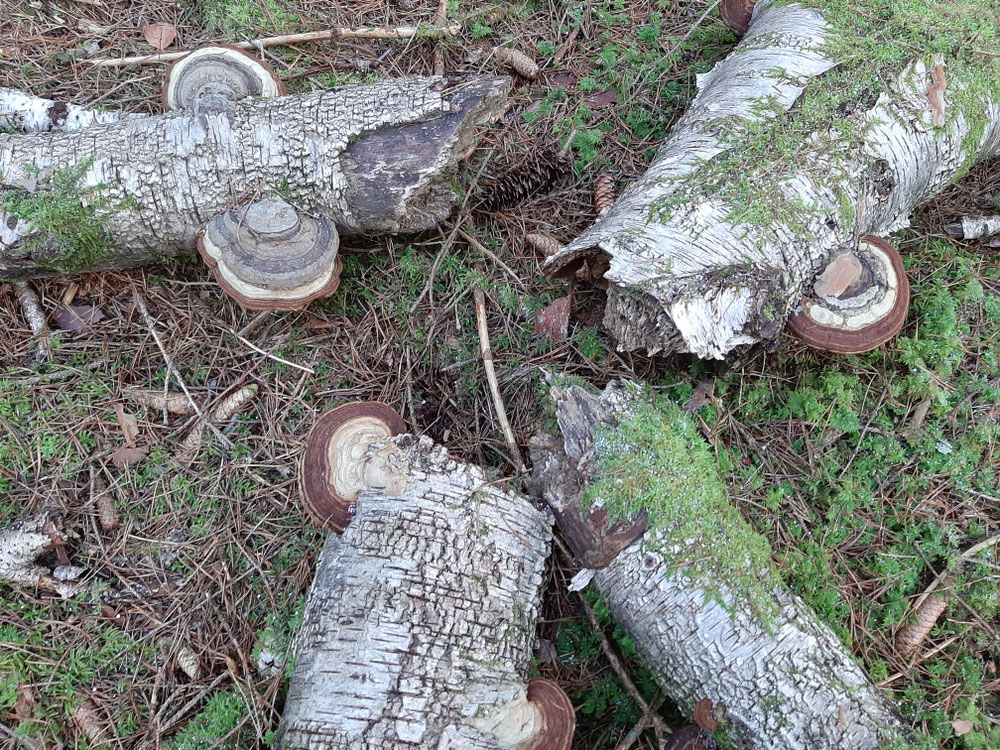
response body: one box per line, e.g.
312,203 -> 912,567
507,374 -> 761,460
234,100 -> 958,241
529,381 -> 908,749
0,76 -> 509,279
542,0 -> 1000,359
277,434 -> 554,750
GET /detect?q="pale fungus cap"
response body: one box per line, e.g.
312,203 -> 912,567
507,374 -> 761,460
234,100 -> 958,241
299,403 -> 407,532
162,45 -> 285,111
787,235 -> 910,354
198,196 -> 342,311
472,679 -> 575,750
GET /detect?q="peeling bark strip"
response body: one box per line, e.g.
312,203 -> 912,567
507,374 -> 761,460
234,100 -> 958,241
530,382 -> 907,748
0,76 -> 509,280
0,87 -> 133,132
277,434 -> 555,749
542,0 -> 1000,359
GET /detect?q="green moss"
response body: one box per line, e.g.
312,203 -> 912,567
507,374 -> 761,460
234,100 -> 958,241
0,158 -> 115,273
193,0 -> 301,39
584,384 -> 780,616
652,0 -> 1000,237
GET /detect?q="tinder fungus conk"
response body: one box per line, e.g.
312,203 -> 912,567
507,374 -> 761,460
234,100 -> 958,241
162,45 -> 285,111
787,235 -> 909,354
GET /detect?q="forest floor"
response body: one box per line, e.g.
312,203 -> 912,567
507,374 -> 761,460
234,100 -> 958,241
1,0 -> 999,748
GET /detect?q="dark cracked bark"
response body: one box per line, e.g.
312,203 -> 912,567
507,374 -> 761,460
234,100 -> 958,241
0,76 -> 509,280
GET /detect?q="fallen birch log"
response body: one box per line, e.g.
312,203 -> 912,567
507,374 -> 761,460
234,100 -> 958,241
0,87 -> 136,133
277,404 -> 572,749
0,76 -> 509,280
529,380 -> 908,748
543,0 -> 1000,359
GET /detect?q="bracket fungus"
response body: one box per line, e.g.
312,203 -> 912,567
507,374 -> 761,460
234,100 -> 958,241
161,45 -> 285,111
472,678 -> 575,750
720,0 -> 757,35
197,196 -> 342,310
300,402 -> 407,532
786,235 -> 909,354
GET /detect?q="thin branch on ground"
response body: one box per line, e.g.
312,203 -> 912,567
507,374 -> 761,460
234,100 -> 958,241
88,24 -> 462,67
13,280 -> 49,362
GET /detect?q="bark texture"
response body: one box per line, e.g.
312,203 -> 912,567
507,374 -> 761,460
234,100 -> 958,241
530,381 -> 908,749
277,434 -> 553,750
0,87 -> 134,132
542,0 -> 1000,359
0,76 -> 509,280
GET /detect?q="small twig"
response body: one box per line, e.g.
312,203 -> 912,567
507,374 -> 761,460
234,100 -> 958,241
473,287 -> 524,472
614,693 -> 671,750
228,330 -> 315,374
132,290 -> 235,450
0,720 -> 41,750
910,532 -> 1000,615
432,0 -> 448,75
578,594 -> 673,741
89,24 -> 461,67
12,280 -> 49,362
877,634 -> 962,686
154,672 -> 228,735
458,229 -> 526,289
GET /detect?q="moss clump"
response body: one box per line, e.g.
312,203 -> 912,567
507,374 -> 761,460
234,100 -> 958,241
652,0 -> 1000,237
0,158 -> 114,273
193,0 -> 301,39
584,384 -> 780,615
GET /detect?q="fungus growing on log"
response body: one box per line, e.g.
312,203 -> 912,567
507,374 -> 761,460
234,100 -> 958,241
162,45 -> 285,111
280,426 -> 560,748
197,196 -> 343,310
299,401 -> 407,531
719,0 -> 756,35
786,236 -> 909,354
471,678 -> 575,750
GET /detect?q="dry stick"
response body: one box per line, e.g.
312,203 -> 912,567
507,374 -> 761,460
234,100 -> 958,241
132,290 -> 235,450
432,0 -> 449,75
12,280 -> 49,362
877,634 -> 963,687
88,24 -> 462,67
909,532 -> 1000,617
458,228 -> 526,289
613,693 -> 671,750
0,720 -> 40,750
577,592 -> 673,742
473,287 -> 524,472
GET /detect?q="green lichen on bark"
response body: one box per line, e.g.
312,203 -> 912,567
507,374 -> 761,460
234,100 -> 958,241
0,158 -> 115,273
584,384 -> 781,616
651,0 -> 1000,235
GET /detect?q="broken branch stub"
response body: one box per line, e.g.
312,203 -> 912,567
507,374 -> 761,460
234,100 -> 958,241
161,45 -> 285,111
300,402 -> 407,531
786,235 -> 910,353
198,197 -> 342,310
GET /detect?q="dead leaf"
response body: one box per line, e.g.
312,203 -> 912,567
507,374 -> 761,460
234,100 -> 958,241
534,296 -> 570,344
110,445 -> 147,469
684,379 -> 717,412
115,404 -> 140,447
54,304 -> 105,334
950,719 -> 974,736
13,684 -> 35,722
584,89 -> 617,107
144,22 -> 176,50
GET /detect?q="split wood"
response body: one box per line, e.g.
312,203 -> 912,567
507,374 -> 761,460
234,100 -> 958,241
473,287 -> 524,472
89,24 -> 461,67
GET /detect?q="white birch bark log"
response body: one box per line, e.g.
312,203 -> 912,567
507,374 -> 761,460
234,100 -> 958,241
0,76 -> 509,280
0,514 -> 84,597
945,215 -> 1000,239
542,0 -> 1000,359
277,434 -> 555,750
0,87 -> 135,132
529,381 -> 909,749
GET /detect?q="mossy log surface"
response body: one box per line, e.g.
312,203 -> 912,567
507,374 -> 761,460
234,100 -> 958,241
0,76 -> 509,280
529,381 -> 908,749
277,434 -> 554,749
543,0 -> 1000,359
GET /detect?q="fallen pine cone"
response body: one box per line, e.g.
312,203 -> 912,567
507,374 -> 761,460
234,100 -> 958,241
175,384 -> 259,465
126,388 -> 199,415
594,173 -> 615,217
895,591 -> 949,656
492,46 -> 539,79
525,232 -> 565,257
72,698 -> 108,744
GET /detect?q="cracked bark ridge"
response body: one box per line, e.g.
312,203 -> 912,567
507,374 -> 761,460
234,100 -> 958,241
162,45 -> 285,111
0,75 -> 510,280
530,381 -> 908,749
300,402 -> 407,531
542,0 -> 1000,359
278,434 -> 555,749
198,196 -> 343,310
